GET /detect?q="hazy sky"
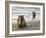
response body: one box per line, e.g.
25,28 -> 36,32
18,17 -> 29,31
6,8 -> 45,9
12,6 -> 40,16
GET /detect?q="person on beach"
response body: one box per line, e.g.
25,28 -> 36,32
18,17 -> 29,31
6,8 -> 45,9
32,11 -> 36,19
17,16 -> 26,29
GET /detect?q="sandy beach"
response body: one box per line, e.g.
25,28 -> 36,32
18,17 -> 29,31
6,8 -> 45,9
12,16 -> 40,31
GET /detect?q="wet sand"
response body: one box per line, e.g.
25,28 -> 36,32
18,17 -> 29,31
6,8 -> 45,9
12,21 -> 40,31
